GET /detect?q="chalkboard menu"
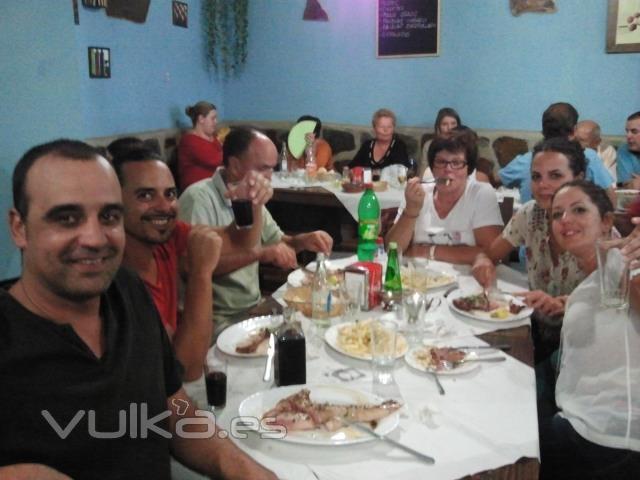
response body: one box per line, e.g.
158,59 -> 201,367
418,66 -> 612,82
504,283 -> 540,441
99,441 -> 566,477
377,0 -> 439,58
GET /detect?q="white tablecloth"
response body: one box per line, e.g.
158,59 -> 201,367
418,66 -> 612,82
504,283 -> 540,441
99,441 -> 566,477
270,174 -> 404,221
173,259 -> 539,480
271,174 -> 522,222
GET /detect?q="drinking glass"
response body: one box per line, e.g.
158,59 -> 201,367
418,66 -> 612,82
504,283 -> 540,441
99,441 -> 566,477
402,291 -> 426,347
227,181 -> 253,228
370,319 -> 397,388
204,357 -> 228,411
596,239 -> 631,309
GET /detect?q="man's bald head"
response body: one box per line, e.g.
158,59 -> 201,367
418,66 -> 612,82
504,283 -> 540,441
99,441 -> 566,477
575,120 -> 601,150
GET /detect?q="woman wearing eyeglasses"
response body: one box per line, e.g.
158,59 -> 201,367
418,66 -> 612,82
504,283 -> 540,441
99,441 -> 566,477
385,135 -> 503,264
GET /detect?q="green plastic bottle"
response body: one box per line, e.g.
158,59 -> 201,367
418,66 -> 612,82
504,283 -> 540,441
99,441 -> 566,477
384,241 -> 402,294
357,183 -> 380,261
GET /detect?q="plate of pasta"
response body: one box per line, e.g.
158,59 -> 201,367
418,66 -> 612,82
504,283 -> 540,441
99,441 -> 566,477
400,266 -> 456,293
324,319 -> 408,361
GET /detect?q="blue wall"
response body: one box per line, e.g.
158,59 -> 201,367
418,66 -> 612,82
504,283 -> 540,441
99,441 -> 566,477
75,0 -> 225,137
0,0 -> 223,280
224,0 -> 640,133
1,0 -> 639,280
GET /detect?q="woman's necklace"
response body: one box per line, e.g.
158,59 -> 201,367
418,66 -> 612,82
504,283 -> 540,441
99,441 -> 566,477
369,137 -> 395,164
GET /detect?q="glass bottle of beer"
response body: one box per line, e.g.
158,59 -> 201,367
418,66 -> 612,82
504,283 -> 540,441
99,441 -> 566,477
384,241 -> 402,299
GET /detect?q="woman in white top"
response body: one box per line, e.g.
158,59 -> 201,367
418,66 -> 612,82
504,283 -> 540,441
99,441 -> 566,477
386,135 -> 503,264
539,180 -> 640,479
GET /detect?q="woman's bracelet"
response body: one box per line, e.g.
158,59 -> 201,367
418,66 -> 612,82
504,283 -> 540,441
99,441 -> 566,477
402,210 -> 420,219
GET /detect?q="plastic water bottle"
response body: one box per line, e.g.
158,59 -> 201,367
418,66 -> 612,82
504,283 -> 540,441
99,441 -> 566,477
357,178 -> 380,261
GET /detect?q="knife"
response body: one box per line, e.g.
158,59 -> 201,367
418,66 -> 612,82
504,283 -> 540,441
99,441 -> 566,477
263,333 -> 275,382
342,419 -> 435,465
455,344 -> 511,351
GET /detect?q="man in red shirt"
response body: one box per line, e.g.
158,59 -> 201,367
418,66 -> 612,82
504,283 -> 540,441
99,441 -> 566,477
112,147 -> 271,381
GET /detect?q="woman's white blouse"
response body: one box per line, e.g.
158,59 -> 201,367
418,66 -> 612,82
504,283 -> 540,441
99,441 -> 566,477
396,180 -> 503,246
556,270 -> 640,451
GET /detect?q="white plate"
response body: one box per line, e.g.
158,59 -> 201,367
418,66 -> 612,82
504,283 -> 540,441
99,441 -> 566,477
405,346 -> 479,376
237,384 -> 400,445
216,315 -> 281,357
400,266 -> 457,292
447,289 -> 532,323
287,268 -> 312,288
324,321 -> 408,361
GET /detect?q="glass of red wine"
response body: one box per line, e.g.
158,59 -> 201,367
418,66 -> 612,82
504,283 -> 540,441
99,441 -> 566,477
204,358 -> 228,411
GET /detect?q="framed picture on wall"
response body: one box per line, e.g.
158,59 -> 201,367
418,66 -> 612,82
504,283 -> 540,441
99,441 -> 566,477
607,0 -> 640,53
173,1 -> 188,28
88,47 -> 111,78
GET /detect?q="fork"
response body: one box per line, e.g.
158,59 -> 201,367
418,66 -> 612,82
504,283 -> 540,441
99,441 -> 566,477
440,356 -> 505,371
428,371 -> 445,395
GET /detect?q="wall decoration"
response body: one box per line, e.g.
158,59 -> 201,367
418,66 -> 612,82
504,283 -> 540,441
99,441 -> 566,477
509,0 -> 556,16
88,47 -> 111,78
202,0 -> 249,75
607,0 -> 640,53
303,0 -> 328,21
106,0 -> 150,23
82,0 -> 107,8
173,1 -> 188,28
72,0 -> 80,24
377,0 -> 439,58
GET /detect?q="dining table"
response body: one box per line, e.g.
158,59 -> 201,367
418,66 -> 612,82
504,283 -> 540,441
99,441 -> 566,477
267,173 -> 521,253
172,257 -> 540,480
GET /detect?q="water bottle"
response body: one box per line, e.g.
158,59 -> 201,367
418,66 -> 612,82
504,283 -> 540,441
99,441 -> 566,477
311,253 -> 331,330
304,138 -> 317,182
357,181 -> 380,261
280,140 -> 288,173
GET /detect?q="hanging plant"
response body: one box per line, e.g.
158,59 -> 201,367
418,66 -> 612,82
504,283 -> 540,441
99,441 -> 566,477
202,0 -> 249,76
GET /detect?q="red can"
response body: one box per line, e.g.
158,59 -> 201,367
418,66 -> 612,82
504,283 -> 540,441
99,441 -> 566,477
351,166 -> 364,185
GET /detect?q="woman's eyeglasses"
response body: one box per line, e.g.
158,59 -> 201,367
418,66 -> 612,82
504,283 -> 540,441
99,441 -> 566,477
433,160 -> 467,170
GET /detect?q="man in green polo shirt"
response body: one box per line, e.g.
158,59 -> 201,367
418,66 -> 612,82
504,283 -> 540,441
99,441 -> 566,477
178,127 -> 332,334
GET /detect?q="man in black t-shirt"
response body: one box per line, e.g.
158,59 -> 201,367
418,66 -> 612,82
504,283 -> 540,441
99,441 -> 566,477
0,139 -> 276,480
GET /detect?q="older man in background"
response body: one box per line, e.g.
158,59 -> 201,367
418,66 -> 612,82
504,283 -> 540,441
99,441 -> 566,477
575,119 -> 617,183
617,111 -> 640,189
499,102 -> 615,205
